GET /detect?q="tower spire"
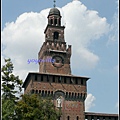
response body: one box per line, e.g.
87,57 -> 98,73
53,0 -> 56,8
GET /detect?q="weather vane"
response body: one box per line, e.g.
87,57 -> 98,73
53,0 -> 56,8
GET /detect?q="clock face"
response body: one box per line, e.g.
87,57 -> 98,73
52,55 -> 64,68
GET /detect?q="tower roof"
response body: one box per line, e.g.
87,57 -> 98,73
49,8 -> 60,16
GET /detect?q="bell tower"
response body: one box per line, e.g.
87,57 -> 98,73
22,1 -> 119,120
38,7 -> 71,74
23,4 -> 89,120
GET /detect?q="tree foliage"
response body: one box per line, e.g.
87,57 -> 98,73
2,99 -> 15,120
2,58 -> 23,120
2,58 -> 23,100
15,94 -> 59,120
1,58 -> 59,120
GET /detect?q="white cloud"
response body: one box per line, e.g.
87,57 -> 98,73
85,93 -> 96,111
107,12 -> 118,45
61,1 -> 109,70
72,47 -> 99,70
2,10 -> 49,80
2,0 -> 110,80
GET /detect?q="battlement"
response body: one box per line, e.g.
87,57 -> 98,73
38,41 -> 71,60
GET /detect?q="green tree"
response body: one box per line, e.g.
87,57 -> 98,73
2,99 -> 15,120
1,58 -> 60,120
15,94 -> 59,120
2,58 -> 23,100
1,58 -> 23,120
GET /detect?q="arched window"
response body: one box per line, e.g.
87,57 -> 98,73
67,116 -> 70,120
51,91 -> 53,96
69,92 -> 71,98
45,91 -> 47,96
39,90 -> 41,94
36,90 -> 38,94
66,92 -> 68,97
72,92 -> 74,98
77,116 -> 79,120
31,89 -> 34,93
51,19 -> 53,25
42,90 -> 44,96
78,93 -> 80,98
48,91 -> 50,94
55,19 -> 57,25
59,19 -> 61,25
54,32 -> 59,40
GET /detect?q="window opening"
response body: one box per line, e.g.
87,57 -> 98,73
53,76 -> 55,82
55,19 -> 57,25
35,75 -> 37,81
67,116 -> 70,120
81,79 -> 83,85
75,78 -> 78,84
64,77 -> 66,83
41,75 -> 43,81
70,78 -> 72,84
47,75 -> 49,82
54,32 -> 59,40
51,19 -> 53,25
77,116 -> 79,120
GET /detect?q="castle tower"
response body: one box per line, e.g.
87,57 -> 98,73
38,7 -> 71,75
23,6 -> 89,120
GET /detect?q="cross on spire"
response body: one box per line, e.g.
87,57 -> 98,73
53,0 -> 56,8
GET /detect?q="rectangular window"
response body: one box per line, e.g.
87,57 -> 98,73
35,75 -> 37,81
58,76 -> 61,83
64,77 -> 66,83
70,78 -> 72,84
75,78 -> 78,84
47,75 -> 49,82
81,79 -> 83,85
41,75 -> 43,81
53,76 -> 55,82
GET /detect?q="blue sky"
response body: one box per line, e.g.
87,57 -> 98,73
2,0 -> 118,113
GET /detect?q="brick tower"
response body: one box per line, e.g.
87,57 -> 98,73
38,7 -> 71,75
23,6 -> 89,120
